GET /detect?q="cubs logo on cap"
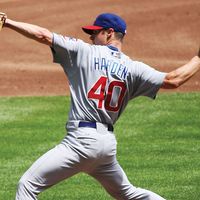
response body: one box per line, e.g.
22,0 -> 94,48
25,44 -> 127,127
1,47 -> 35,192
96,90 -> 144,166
82,13 -> 127,35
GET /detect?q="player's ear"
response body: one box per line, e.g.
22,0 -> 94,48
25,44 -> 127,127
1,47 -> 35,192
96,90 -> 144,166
107,28 -> 114,36
105,28 -> 114,41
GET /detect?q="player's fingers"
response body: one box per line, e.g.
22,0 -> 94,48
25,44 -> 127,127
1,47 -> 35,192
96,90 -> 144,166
198,46 -> 200,58
2,15 -> 7,23
0,12 -> 7,26
0,12 -> 6,20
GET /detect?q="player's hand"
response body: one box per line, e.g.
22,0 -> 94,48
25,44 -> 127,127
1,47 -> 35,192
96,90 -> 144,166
0,12 -> 7,31
198,46 -> 200,58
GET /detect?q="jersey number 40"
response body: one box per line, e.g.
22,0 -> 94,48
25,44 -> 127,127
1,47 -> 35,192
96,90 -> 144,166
88,76 -> 126,112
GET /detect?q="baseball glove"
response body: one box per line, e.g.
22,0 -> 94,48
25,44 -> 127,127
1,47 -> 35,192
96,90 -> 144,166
0,12 -> 7,31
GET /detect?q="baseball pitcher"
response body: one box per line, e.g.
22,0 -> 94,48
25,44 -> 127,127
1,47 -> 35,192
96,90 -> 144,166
1,12 -> 200,200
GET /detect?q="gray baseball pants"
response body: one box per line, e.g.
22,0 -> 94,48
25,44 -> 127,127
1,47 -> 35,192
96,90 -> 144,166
15,121 -> 166,200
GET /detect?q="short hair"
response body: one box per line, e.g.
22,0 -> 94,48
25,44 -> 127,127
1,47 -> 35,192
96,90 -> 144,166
103,29 -> 125,42
114,32 -> 125,42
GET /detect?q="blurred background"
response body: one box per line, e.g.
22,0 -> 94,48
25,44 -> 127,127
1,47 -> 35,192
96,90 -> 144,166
0,0 -> 200,96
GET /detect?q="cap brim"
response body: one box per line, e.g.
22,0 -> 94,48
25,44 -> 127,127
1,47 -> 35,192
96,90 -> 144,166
82,25 -> 103,35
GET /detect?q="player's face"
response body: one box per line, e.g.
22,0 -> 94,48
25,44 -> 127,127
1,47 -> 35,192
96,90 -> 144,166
90,29 -> 108,45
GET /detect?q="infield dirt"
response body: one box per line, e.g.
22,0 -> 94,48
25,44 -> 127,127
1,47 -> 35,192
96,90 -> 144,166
0,0 -> 200,96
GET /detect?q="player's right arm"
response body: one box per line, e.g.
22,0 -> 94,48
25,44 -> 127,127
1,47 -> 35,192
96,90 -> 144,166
4,17 -> 53,46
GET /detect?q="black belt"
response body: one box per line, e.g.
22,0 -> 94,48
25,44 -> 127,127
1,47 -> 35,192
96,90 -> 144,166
78,121 -> 114,132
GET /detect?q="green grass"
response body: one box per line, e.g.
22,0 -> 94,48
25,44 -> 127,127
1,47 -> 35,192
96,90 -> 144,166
0,93 -> 200,200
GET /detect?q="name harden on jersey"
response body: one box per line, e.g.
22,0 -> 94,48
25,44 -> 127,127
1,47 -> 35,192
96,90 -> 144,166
93,57 -> 128,80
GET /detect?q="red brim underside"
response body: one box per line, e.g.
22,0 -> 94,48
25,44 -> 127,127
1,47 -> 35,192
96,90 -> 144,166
82,25 -> 103,35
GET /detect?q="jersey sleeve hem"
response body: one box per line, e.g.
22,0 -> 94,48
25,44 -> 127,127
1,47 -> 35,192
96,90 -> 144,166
149,72 -> 167,99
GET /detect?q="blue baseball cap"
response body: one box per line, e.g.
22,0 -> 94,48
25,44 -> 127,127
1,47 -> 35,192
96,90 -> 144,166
82,13 -> 127,35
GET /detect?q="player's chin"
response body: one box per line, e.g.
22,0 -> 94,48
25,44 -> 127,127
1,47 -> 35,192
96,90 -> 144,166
89,38 -> 95,45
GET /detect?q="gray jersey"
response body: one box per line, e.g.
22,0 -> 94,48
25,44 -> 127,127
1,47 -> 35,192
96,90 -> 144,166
51,33 -> 166,125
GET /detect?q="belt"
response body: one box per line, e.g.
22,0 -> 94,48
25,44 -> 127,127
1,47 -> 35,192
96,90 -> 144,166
79,121 -> 114,132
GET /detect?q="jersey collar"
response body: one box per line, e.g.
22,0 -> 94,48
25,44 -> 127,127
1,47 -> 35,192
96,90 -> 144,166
107,45 -> 119,52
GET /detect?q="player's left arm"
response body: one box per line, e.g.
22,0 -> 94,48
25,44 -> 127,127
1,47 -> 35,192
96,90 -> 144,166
161,55 -> 200,89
